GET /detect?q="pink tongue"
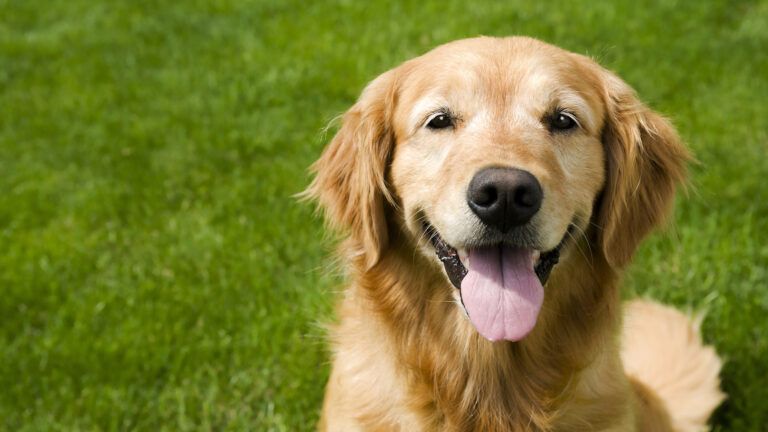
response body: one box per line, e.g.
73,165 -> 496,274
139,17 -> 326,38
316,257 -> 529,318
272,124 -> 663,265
460,246 -> 543,342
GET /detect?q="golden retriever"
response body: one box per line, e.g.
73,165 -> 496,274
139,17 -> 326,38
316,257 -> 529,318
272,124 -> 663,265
306,36 -> 724,431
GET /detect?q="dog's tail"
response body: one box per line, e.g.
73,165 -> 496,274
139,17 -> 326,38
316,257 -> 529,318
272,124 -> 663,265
621,299 -> 725,432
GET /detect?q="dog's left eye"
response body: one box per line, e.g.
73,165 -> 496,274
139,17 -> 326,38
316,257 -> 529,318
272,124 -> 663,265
548,112 -> 579,132
426,112 -> 453,130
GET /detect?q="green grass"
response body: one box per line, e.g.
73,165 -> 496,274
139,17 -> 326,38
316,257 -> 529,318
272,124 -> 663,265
0,0 -> 766,430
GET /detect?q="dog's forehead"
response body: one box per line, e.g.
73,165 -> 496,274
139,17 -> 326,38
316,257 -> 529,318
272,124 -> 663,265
405,49 -> 559,96
395,38 -> 604,133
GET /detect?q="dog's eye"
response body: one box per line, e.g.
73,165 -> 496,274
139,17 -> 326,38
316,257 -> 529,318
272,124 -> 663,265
426,113 -> 453,130
548,112 -> 579,132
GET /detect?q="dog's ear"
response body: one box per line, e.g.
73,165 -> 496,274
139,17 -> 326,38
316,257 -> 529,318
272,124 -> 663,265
596,71 -> 690,269
304,70 -> 398,269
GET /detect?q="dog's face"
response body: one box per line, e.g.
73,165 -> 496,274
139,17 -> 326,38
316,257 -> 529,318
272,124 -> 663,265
390,39 -> 606,272
308,37 -> 688,342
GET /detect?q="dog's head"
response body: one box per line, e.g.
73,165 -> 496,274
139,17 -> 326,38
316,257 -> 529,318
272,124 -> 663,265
307,37 -> 688,341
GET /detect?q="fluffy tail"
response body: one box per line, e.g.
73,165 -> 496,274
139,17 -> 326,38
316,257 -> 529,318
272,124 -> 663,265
621,300 -> 725,432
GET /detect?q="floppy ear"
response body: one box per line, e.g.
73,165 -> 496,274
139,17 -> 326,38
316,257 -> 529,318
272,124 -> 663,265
304,71 -> 398,269
596,71 -> 690,269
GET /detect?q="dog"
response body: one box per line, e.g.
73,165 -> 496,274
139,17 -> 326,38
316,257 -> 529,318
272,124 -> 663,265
305,36 -> 724,431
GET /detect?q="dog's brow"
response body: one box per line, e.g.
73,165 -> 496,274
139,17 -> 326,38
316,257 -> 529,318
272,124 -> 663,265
556,91 -> 595,131
409,95 -> 447,130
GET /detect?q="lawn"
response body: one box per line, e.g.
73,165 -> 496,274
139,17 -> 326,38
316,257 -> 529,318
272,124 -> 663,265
0,0 -> 766,430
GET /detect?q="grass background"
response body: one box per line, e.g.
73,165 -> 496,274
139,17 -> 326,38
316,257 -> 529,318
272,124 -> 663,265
1,0 -> 766,430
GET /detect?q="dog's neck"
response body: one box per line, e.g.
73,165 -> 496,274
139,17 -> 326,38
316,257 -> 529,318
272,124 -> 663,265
351,237 -> 624,430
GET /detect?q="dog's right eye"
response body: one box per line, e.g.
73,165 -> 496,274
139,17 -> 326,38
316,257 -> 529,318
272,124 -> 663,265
426,113 -> 453,130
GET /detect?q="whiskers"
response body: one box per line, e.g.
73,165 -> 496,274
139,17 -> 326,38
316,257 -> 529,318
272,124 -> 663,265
411,211 -> 437,262
565,221 -> 595,269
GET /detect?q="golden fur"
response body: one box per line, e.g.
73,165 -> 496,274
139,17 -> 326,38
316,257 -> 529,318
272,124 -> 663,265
306,37 -> 724,431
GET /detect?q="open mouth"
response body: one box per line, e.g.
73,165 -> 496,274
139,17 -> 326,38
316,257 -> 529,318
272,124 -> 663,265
423,223 -> 566,290
423,222 -> 570,342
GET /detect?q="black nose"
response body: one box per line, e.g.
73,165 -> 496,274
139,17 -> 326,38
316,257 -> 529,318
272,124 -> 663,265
467,167 -> 543,232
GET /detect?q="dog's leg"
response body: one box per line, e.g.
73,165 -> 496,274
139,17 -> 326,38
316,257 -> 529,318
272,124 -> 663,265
318,365 -> 366,432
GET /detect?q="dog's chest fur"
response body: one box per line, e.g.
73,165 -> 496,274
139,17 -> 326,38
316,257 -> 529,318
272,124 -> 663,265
321,248 -> 635,431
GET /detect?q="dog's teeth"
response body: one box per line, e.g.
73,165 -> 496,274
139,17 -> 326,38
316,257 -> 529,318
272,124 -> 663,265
532,250 -> 541,265
458,248 -> 469,268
